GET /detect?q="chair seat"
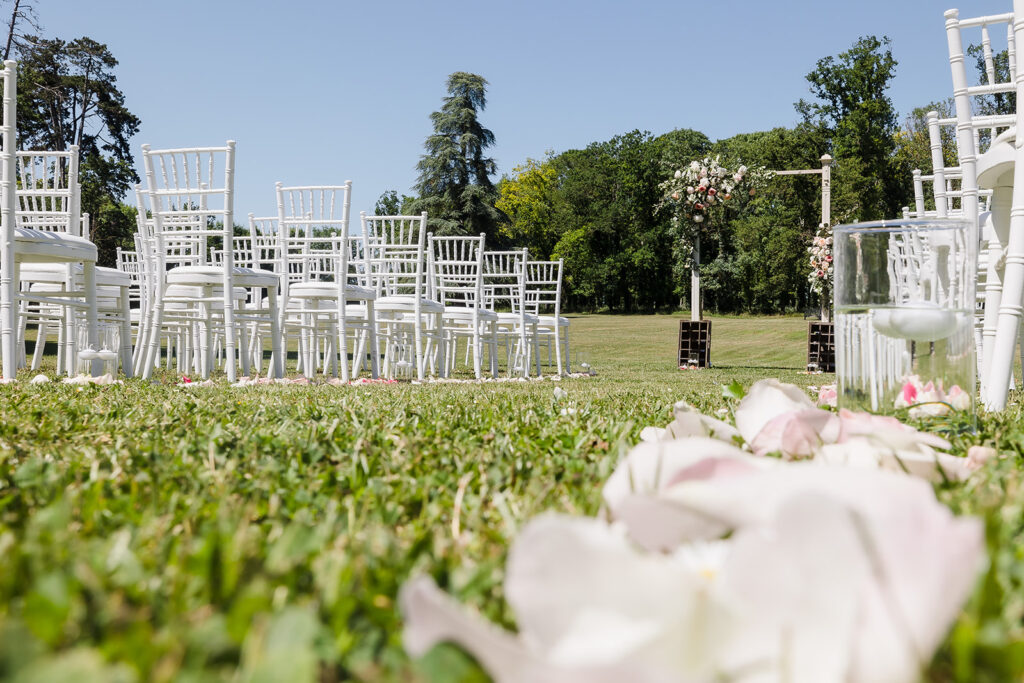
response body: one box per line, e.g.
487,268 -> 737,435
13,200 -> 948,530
536,315 -> 570,328
14,228 -> 97,263
166,265 -> 280,288
166,284 -> 248,300
20,263 -> 133,288
375,295 -> 444,314
289,281 -> 376,301
495,311 -> 540,325
443,306 -> 499,322
977,126 -> 1015,188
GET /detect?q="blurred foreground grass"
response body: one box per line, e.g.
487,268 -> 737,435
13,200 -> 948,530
0,314 -> 1021,681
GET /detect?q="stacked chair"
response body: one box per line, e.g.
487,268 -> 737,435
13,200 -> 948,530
0,60 -> 115,380
274,182 -> 378,380
362,212 -> 446,380
483,248 -> 539,377
429,233 -> 498,379
944,5 -> 1024,409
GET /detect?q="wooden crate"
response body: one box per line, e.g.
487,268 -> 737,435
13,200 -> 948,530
678,320 -> 712,368
807,321 -> 835,372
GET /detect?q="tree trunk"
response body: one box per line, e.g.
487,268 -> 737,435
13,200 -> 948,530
690,233 -> 701,322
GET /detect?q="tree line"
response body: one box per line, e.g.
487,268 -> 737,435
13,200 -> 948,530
393,37 -> 974,314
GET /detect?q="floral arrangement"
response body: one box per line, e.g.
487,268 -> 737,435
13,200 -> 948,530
401,379 -> 995,682
659,156 -> 765,267
807,222 -> 833,297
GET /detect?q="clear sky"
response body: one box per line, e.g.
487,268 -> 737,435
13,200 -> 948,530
37,0 -> 1014,221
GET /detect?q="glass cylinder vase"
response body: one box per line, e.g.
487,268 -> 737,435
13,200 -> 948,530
833,218 -> 976,418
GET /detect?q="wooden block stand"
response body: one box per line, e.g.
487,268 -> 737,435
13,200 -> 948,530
678,320 -> 712,368
807,321 -> 835,372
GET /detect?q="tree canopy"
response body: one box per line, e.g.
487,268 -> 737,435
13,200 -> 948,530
16,35 -> 140,265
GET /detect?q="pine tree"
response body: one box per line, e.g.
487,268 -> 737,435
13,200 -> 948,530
412,72 -> 504,238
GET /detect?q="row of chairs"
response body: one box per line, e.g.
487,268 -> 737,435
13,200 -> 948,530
120,150 -> 570,382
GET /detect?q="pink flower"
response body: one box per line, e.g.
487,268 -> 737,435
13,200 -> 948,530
946,385 -> 972,411
817,384 -> 837,407
749,408 -> 840,458
900,381 -> 918,406
708,187 -> 717,196
182,376 -> 192,384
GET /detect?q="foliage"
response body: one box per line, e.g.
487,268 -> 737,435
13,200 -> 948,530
967,42 -> 1015,120
495,155 -> 564,259
411,72 -> 505,240
892,100 -> 957,213
796,35 -> 908,222
374,190 -> 416,216
15,36 -> 140,266
1,315 -> 1023,681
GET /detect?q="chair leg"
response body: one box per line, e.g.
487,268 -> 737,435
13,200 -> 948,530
119,285 -> 133,378
83,262 -> 100,377
338,302 -> 350,383
269,288 -> 283,379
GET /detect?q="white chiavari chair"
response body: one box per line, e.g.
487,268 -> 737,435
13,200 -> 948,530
139,142 -> 283,381
274,182 -> 378,380
429,234 -> 497,379
525,259 -> 570,375
362,212 -> 445,380
483,248 -> 539,377
946,6 -> 1024,409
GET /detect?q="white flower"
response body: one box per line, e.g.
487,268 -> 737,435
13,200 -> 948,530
403,465 -> 983,683
674,170 -> 682,179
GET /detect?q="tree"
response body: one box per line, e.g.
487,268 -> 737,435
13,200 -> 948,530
2,0 -> 38,60
496,154 -> 565,259
796,36 -> 905,222
374,189 -> 415,216
15,36 -> 140,265
412,72 -> 504,239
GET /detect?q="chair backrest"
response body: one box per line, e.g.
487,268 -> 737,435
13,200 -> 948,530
483,248 -> 528,313
141,142 -> 236,277
361,212 -> 429,298
247,213 -> 282,272
15,147 -> 80,235
116,245 -> 144,305
275,183 -> 352,295
944,9 -> 1018,230
524,259 -> 564,317
428,234 -> 485,308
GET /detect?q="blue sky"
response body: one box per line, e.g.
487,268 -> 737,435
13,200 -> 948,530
39,0 -> 1014,220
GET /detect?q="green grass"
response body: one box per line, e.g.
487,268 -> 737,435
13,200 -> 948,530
0,314 -> 1021,681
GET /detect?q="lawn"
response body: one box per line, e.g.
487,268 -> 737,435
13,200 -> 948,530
0,314 -> 1022,681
